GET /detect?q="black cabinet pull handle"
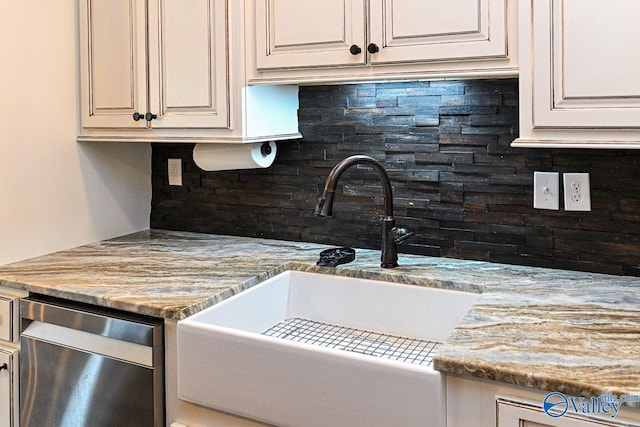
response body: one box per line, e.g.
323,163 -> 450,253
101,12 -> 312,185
0,363 -> 7,371
349,44 -> 362,55
145,112 -> 158,122
132,112 -> 144,121
367,43 -> 379,54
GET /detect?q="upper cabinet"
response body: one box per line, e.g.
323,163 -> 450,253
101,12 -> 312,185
147,0 -> 229,129
255,0 -> 367,69
368,0 -> 508,65
513,0 -> 640,148
80,0 -> 228,130
78,0 -> 300,144
248,0 -> 518,83
79,0 -> 148,130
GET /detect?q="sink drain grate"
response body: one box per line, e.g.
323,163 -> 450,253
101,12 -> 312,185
262,317 -> 440,367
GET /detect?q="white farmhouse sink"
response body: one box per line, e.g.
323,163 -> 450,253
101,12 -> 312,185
177,270 -> 480,427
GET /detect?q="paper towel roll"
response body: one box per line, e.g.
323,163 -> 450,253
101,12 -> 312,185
192,141 -> 276,171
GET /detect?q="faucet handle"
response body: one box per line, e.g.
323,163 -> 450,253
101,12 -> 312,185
389,226 -> 415,244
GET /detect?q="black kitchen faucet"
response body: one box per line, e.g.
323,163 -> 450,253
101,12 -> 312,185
315,155 -> 414,268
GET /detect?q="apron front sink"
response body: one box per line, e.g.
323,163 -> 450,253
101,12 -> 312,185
177,270 -> 480,427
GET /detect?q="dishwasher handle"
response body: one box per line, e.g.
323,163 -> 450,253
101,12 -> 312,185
21,296 -> 162,347
22,321 -> 156,367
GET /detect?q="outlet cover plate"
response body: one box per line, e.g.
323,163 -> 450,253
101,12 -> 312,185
563,173 -> 591,211
168,158 -> 182,186
533,172 -> 559,210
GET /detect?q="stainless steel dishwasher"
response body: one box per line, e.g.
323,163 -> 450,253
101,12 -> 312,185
19,295 -> 164,427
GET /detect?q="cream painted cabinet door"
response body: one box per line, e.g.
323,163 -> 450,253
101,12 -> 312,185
498,398 -> 632,427
368,0 -> 508,65
80,0 -> 148,129
0,348 -> 18,427
531,0 -> 640,129
147,0 -> 229,129
254,0 -> 508,70
80,0 -> 229,130
255,0 -> 367,70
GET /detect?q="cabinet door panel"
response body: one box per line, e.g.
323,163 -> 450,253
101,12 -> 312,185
388,0 -> 480,38
498,398 -> 633,427
255,0 -> 367,69
148,0 -> 229,129
532,0 -> 640,129
80,0 -> 148,129
369,0 -> 508,64
0,348 -> 18,427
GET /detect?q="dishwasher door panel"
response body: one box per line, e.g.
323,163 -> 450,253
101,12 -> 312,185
20,336 -> 160,427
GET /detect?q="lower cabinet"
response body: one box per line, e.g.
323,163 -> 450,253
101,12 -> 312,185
498,397 -> 637,427
447,375 -> 640,427
0,287 -> 26,427
0,347 -> 18,427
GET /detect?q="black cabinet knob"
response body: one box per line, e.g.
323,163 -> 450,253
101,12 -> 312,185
132,112 -> 144,121
367,43 -> 380,54
349,44 -> 362,55
0,363 -> 7,371
145,112 -> 158,122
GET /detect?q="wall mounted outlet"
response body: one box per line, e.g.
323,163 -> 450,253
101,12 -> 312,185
563,173 -> 591,211
168,158 -> 182,186
533,172 -> 559,210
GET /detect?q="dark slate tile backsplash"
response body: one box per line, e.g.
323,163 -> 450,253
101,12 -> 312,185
151,79 -> 640,276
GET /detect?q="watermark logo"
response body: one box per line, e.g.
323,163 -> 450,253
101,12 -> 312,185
543,392 -> 569,418
543,392 -> 640,419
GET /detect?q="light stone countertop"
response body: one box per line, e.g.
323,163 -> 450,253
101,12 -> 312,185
0,229 -> 638,403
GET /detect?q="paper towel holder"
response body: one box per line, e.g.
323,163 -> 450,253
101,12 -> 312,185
192,141 -> 278,172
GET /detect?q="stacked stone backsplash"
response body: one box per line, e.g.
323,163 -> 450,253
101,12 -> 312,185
151,79 -> 640,276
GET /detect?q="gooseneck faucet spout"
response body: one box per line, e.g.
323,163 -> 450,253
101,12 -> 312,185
315,155 -> 414,268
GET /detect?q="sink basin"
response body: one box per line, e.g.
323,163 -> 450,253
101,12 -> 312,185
177,270 -> 480,427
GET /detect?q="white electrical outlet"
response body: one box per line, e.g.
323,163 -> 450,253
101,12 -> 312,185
533,172 -> 559,210
563,173 -> 591,211
168,158 -> 182,186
